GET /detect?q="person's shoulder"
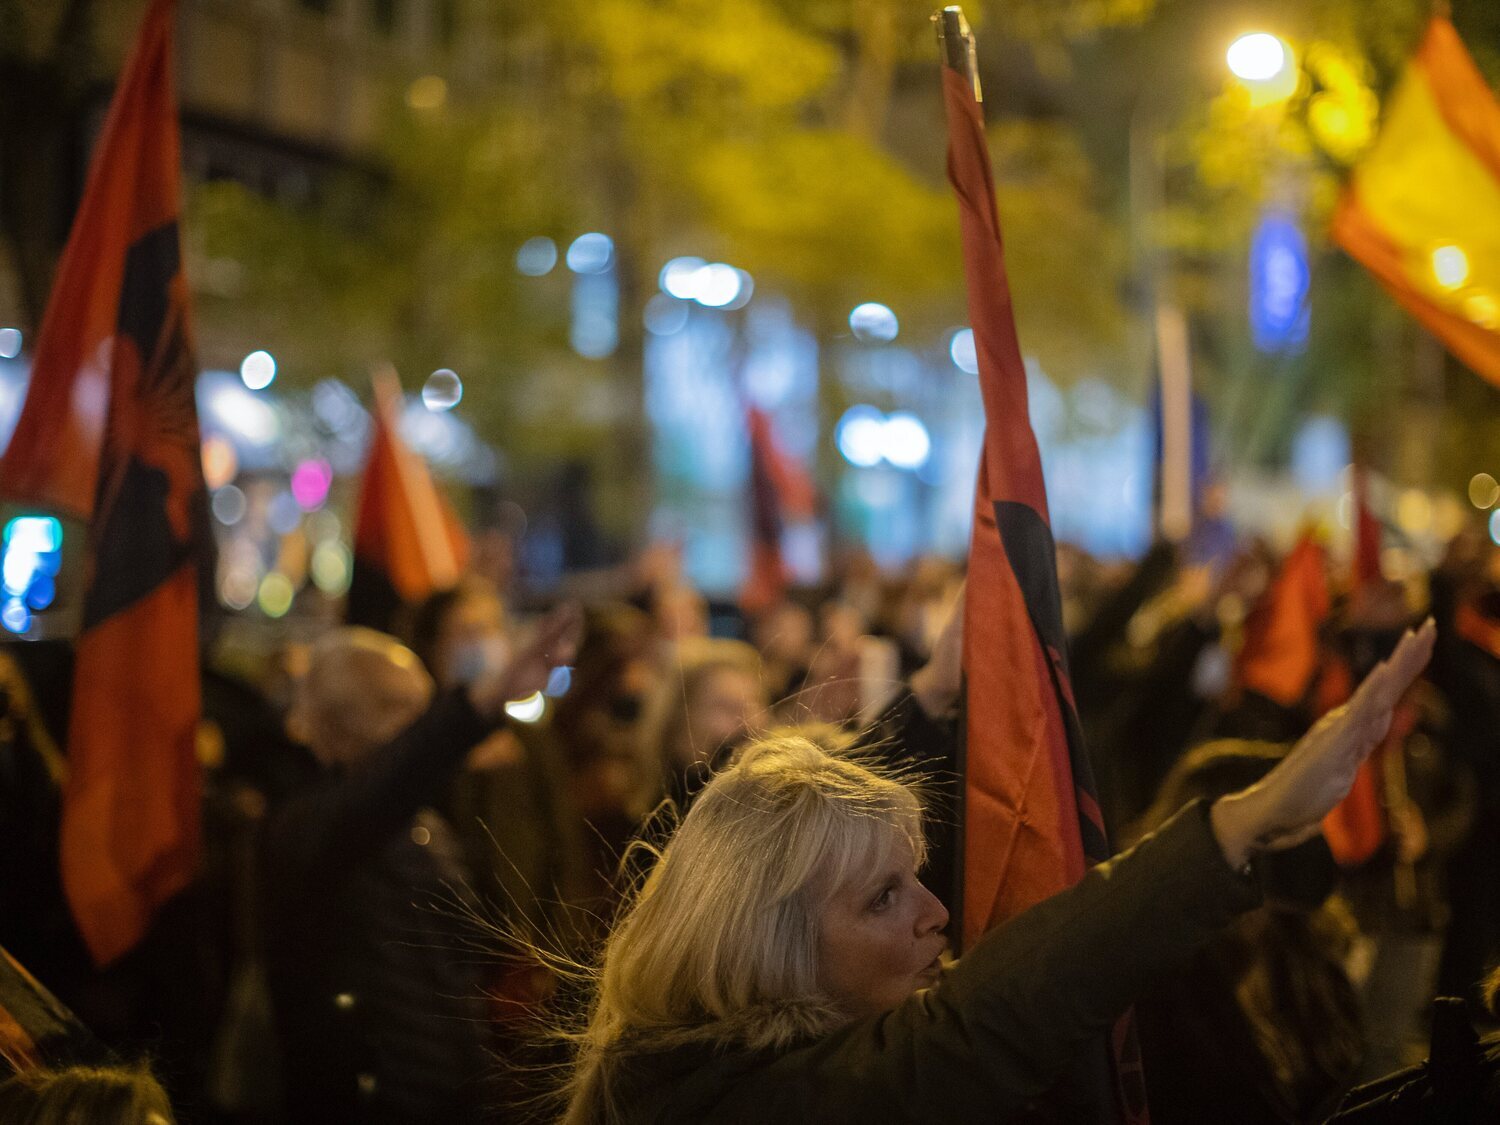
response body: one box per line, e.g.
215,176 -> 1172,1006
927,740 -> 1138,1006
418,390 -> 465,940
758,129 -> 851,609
608,1038 -> 780,1124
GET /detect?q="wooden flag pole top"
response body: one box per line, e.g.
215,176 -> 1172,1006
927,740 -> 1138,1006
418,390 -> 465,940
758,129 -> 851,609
934,6 -> 981,100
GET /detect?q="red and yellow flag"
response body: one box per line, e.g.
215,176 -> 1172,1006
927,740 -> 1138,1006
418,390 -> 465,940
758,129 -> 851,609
0,0 -> 205,966
1332,17 -> 1500,387
348,369 -> 469,630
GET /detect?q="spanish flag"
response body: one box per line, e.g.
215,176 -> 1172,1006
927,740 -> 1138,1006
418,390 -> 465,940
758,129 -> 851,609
1331,17 -> 1500,387
939,9 -> 1142,1121
0,0 -> 206,967
348,368 -> 469,632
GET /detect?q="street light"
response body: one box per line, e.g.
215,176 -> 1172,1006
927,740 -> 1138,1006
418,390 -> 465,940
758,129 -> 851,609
1226,32 -> 1298,104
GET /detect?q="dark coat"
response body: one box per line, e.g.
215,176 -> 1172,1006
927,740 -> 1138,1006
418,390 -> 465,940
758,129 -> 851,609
261,690 -> 498,1124
588,800 -> 1259,1124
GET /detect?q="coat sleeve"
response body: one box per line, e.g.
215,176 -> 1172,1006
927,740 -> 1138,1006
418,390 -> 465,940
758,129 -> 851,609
704,799 -> 1260,1123
263,689 -> 496,898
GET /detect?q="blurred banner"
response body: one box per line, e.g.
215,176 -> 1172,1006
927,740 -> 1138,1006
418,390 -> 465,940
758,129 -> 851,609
740,405 -> 816,612
0,0 -> 207,967
1332,17 -> 1500,387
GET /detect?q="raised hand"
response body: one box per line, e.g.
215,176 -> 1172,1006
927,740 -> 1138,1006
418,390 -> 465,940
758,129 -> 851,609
911,580 -> 965,718
467,603 -> 584,721
1210,618 -> 1436,869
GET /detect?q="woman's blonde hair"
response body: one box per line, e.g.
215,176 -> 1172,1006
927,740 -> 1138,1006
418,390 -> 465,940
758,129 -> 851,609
0,1065 -> 175,1124
561,734 -> 925,1124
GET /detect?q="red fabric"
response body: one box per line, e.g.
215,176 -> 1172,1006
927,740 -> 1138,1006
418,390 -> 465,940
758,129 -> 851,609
0,0 -> 204,967
1352,467 -> 1382,590
352,370 -> 469,603
1314,657 -> 1391,867
740,406 -> 815,612
943,62 -> 1143,1124
1236,535 -> 1331,708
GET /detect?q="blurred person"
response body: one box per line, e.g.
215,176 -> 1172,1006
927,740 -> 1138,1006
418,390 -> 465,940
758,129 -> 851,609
262,611 -> 578,1124
0,1064 -> 175,1124
554,624 -> 1434,1123
1429,536 -> 1500,1013
831,545 -> 884,627
409,579 -> 592,939
748,600 -> 814,705
638,637 -> 767,809
652,583 -> 709,644
550,604 -> 663,903
1327,963 -> 1500,1122
1130,741 -> 1364,1125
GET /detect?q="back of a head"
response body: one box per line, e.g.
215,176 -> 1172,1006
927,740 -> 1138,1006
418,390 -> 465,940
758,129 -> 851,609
293,626 -> 434,766
588,736 -> 924,1050
0,1066 -> 175,1125
1132,739 -> 1285,843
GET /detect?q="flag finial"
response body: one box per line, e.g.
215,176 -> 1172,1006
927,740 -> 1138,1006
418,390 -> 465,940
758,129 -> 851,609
934,7 -> 981,101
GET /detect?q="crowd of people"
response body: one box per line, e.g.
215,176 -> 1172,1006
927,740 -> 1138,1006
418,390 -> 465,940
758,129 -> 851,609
2,521 -> 1500,1123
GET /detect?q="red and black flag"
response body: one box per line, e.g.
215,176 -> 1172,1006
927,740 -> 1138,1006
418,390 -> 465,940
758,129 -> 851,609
741,405 -> 816,613
0,945 -> 104,1075
938,9 -> 1143,1122
348,367 -> 470,632
0,0 -> 206,967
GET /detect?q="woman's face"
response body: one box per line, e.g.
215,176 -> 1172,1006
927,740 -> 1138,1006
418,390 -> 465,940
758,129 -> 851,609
816,832 -> 949,1018
676,667 -> 764,768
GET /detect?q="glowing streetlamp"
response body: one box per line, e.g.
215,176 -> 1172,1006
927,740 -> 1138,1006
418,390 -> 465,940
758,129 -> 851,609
1226,32 -> 1298,105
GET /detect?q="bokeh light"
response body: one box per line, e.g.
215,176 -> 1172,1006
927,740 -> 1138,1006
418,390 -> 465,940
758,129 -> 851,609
201,435 -> 238,490
291,459 -> 333,511
836,405 -> 886,467
257,572 -> 295,618
268,491 -> 302,535
692,263 -> 744,308
950,328 -> 979,374
1491,510 -> 1500,547
211,485 -> 247,526
644,293 -> 690,336
1469,473 -> 1499,509
1432,245 -> 1470,291
1227,33 -> 1290,82
1395,489 -> 1433,535
310,541 -> 352,596
849,302 -> 898,343
422,369 -> 463,412
505,691 -> 546,723
515,237 -> 558,276
1463,291 -> 1499,329
660,257 -> 705,299
883,412 -> 931,470
566,233 -> 614,274
0,328 -> 20,359
239,350 -> 276,391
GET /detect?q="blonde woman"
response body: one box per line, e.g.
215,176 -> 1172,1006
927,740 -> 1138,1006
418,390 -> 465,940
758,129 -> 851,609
560,622 -> 1436,1124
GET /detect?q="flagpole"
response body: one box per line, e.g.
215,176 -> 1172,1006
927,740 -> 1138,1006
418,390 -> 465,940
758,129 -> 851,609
934,7 -> 980,99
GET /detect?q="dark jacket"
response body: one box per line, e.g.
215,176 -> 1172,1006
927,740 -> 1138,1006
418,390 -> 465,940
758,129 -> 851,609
591,800 -> 1259,1124
261,690 -> 498,1124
